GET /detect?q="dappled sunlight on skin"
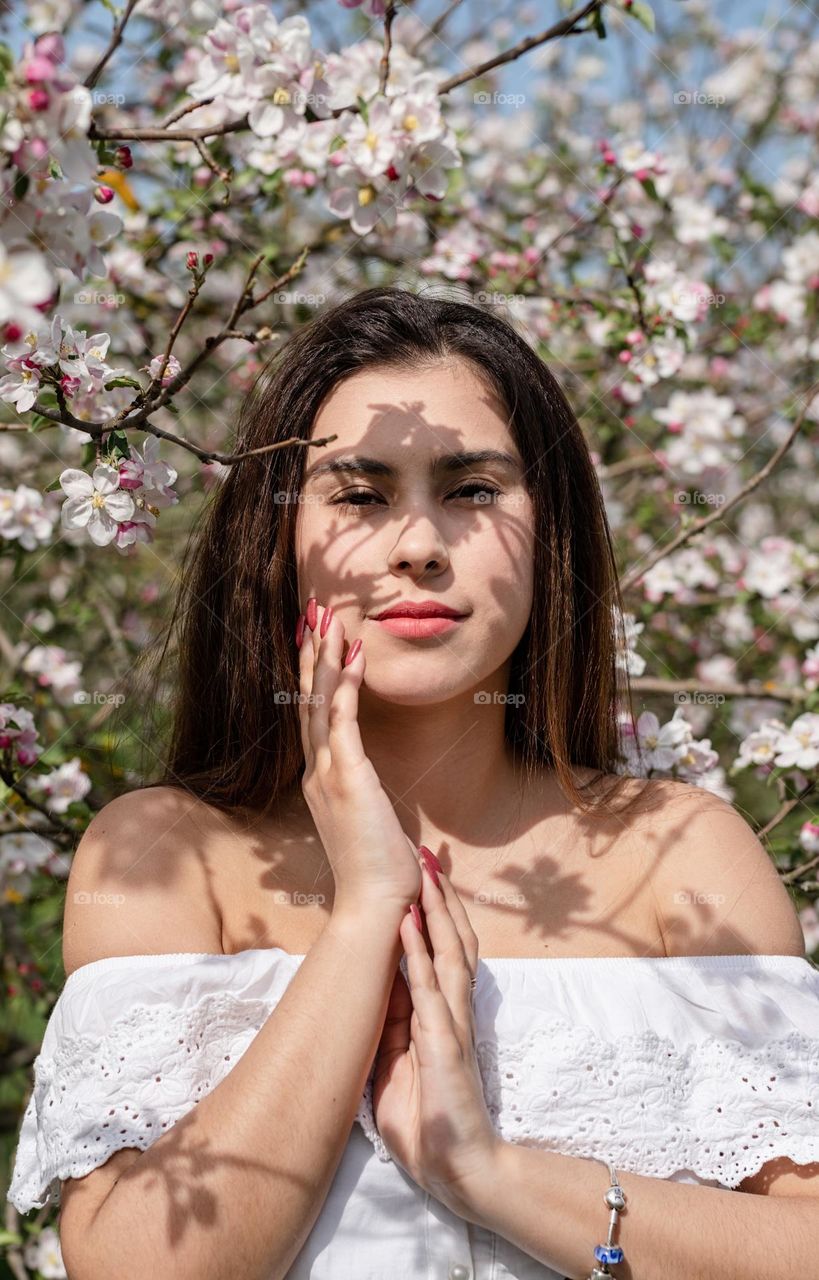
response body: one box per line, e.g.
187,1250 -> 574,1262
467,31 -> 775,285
294,361 -> 536,712
215,777 -> 770,964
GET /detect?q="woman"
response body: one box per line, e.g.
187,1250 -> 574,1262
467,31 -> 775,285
8,287 -> 819,1280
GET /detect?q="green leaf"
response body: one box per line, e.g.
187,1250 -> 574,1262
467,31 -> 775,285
639,175 -> 660,202
356,95 -> 369,124
592,8 -> 607,38
103,376 -> 143,391
81,440 -> 98,469
13,170 -> 29,202
626,1 -> 655,32
44,475 -> 64,492
106,429 -> 131,460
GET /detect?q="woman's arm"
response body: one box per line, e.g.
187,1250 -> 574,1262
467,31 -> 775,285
59,602 -> 424,1280
453,1139 -> 819,1280
61,897 -> 407,1280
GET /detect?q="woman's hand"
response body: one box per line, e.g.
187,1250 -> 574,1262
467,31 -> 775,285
371,852 -> 503,1218
297,599 -> 422,915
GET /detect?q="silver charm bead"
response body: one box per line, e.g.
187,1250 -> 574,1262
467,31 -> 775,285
604,1185 -> 626,1211
589,1268 -> 611,1280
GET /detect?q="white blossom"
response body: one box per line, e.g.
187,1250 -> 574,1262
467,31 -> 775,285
59,464 -> 136,547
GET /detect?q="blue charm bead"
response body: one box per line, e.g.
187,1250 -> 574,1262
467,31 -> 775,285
594,1244 -> 625,1265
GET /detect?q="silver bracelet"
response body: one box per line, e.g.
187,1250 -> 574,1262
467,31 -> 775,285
586,1160 -> 626,1279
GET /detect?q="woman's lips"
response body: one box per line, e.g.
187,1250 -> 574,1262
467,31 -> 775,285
372,615 -> 466,638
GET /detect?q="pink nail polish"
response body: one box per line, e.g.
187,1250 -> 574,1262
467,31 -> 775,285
344,638 -> 362,667
320,605 -> 334,638
410,903 -> 423,933
419,849 -> 440,889
295,614 -> 306,649
306,598 -> 318,631
418,845 -> 443,875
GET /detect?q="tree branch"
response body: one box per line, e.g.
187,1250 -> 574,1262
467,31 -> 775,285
86,0 -> 606,145
436,0 -> 604,96
620,379 -> 819,594
84,0 -> 142,90
379,1 -> 399,96
629,676 -> 807,704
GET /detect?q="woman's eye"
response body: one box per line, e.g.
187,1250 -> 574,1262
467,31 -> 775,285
450,482 -> 501,502
329,483 -> 502,511
330,490 -> 383,508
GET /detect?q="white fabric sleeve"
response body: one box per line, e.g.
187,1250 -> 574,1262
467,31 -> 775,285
6,949 -> 385,1213
474,954 -> 819,1190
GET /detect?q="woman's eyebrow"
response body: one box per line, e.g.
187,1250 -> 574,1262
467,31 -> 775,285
304,449 -> 522,482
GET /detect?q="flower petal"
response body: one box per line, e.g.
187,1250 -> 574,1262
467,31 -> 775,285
87,509 -> 117,546
91,463 -> 121,495
103,490 -> 135,521
60,495 -> 92,529
59,469 -> 94,499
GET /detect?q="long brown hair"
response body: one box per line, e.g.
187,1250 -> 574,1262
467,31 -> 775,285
143,285 -> 647,816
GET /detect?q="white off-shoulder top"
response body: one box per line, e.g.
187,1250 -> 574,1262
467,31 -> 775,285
8,948 -> 819,1280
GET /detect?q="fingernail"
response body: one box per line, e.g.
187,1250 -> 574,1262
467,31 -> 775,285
295,614 -> 306,649
410,903 -> 423,933
418,845 -> 443,876
320,604 -> 334,638
419,848 -> 440,888
344,638 -> 362,667
306,597 -> 318,631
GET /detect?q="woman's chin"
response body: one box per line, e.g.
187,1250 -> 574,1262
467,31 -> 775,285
358,673 -> 480,708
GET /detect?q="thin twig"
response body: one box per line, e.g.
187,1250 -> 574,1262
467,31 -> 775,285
24,250 -> 333,466
629,676 -> 807,704
84,0 -> 141,90
161,95 -> 215,129
86,0 -> 606,144
0,767 -> 78,842
436,0 -> 604,96
620,379 -> 819,594
410,0 -> 465,55
193,136 -> 233,185
379,1 -> 398,96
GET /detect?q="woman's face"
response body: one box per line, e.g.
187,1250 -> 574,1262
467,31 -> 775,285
294,358 -> 536,705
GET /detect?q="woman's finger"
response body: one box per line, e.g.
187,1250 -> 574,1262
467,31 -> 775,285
299,603 -> 369,772
325,634 -> 369,770
306,604 -> 343,766
296,611 -> 317,765
417,860 -> 476,1050
436,868 -> 480,979
372,964 -> 413,1087
400,905 -> 461,1055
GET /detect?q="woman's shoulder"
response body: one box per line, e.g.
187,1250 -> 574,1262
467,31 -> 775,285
616,778 -> 808,959
565,767 -> 699,814
62,784 -> 227,977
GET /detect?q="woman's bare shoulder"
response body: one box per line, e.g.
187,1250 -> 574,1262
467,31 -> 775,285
561,767 -> 695,823
62,785 -> 227,975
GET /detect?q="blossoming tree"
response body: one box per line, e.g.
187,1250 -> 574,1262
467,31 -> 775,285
1,0 -> 819,1269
